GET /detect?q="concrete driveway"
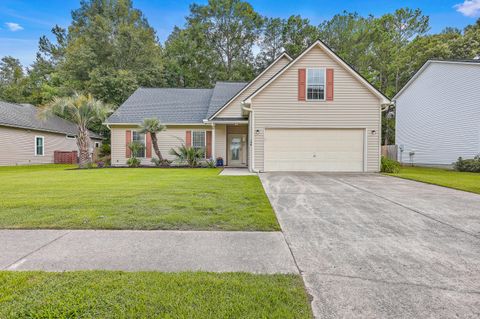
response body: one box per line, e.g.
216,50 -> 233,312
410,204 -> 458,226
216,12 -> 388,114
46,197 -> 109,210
260,173 -> 480,319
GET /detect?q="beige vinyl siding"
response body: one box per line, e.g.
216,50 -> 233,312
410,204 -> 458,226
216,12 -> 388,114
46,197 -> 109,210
214,124 -> 226,160
251,45 -> 381,172
0,126 -> 78,166
110,125 -> 213,166
215,56 -> 290,118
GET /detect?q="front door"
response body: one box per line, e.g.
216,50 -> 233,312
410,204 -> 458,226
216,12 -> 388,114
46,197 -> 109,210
228,134 -> 246,166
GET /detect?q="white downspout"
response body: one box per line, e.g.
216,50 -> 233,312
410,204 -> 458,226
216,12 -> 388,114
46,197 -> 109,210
242,102 -> 258,173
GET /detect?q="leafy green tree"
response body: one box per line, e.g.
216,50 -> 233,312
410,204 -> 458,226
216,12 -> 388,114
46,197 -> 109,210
282,15 -> 319,57
462,19 -> 480,58
59,0 -> 164,104
186,0 -> 263,80
140,118 -> 166,160
0,56 -> 24,86
16,26 -> 68,105
256,17 -> 285,69
0,56 -> 26,102
318,12 -> 375,74
164,25 -> 218,87
42,93 -> 112,168
371,8 -> 429,96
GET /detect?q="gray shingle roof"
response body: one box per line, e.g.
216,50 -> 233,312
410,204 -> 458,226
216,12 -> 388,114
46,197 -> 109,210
206,82 -> 248,119
107,82 -> 247,124
0,101 -> 101,139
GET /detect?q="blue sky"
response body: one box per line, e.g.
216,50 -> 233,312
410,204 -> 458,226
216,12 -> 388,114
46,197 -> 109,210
1,0 -> 479,67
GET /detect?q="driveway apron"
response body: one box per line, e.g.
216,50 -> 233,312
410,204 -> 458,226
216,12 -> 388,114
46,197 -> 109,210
261,172 -> 480,319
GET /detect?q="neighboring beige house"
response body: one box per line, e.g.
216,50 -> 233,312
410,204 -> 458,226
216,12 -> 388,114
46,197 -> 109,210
107,41 -> 389,172
0,101 -> 102,166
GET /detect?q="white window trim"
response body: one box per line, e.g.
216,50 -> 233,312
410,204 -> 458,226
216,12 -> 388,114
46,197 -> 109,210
35,135 -> 44,156
94,142 -> 100,148
132,131 -> 147,158
306,68 -> 326,101
192,130 -> 207,159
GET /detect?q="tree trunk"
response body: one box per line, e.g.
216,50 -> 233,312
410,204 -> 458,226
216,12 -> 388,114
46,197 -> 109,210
77,126 -> 91,168
151,133 -> 163,160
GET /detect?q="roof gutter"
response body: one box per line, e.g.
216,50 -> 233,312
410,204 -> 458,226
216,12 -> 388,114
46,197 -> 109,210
0,122 -> 102,139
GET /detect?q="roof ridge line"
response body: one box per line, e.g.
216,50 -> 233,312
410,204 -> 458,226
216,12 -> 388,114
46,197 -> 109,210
138,87 -> 213,90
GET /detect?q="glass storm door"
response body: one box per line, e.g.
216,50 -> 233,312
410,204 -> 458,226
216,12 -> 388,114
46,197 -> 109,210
228,134 -> 244,166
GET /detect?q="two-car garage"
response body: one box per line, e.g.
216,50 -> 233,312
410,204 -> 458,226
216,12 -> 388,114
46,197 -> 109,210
264,128 -> 365,172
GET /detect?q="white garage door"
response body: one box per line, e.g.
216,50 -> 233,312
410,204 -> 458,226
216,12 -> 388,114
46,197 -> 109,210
264,129 -> 365,172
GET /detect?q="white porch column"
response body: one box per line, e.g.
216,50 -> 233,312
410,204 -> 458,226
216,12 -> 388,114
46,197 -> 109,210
211,123 -> 216,160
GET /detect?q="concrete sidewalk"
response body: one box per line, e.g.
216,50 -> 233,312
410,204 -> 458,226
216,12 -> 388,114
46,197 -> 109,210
0,230 -> 298,274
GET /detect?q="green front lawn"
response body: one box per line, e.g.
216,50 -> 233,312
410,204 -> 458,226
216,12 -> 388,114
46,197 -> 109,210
0,271 -> 312,319
0,165 -> 278,230
387,166 -> 480,194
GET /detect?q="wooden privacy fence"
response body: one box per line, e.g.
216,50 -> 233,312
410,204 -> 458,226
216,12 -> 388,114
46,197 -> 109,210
381,145 -> 398,161
54,151 -> 78,164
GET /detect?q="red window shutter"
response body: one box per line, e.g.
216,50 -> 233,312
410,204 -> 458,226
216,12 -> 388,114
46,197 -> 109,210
146,132 -> 152,158
185,130 -> 192,147
206,131 -> 212,158
125,130 -> 131,158
326,68 -> 334,101
298,69 -> 306,101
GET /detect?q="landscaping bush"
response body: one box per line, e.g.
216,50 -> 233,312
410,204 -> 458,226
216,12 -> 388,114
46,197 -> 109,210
205,159 -> 216,168
151,158 -> 171,167
127,141 -> 143,168
169,145 -> 204,167
99,143 -> 111,157
127,157 -> 141,168
381,156 -> 400,173
453,156 -> 480,173
100,155 -> 111,166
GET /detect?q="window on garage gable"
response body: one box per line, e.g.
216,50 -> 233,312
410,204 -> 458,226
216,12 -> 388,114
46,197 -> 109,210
306,68 -> 326,101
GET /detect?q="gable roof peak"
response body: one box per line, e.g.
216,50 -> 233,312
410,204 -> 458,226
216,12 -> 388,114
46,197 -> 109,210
244,39 -> 390,104
208,52 -> 293,120
393,59 -> 480,100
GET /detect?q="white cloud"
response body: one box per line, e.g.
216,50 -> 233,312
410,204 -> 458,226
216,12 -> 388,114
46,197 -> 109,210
455,0 -> 480,17
5,22 -> 24,32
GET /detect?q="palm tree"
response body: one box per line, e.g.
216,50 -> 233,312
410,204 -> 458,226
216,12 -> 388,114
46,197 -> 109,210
140,118 -> 166,160
42,93 -> 112,168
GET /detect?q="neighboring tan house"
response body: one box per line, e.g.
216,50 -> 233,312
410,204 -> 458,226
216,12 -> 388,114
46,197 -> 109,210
0,101 -> 102,166
394,60 -> 480,165
107,41 -> 389,172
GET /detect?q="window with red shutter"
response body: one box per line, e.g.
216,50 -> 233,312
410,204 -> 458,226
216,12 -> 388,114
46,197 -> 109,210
326,68 -> 334,101
298,69 -> 306,101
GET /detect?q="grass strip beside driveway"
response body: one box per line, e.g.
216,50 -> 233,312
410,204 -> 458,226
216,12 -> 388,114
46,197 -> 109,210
0,271 -> 312,319
387,166 -> 480,194
0,165 -> 278,231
